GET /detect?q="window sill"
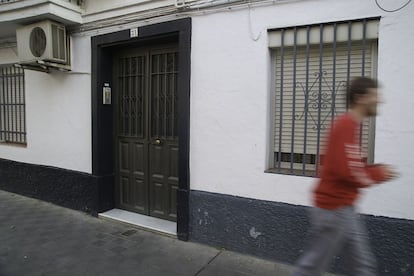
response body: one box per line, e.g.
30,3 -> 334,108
265,168 -> 316,177
0,141 -> 27,148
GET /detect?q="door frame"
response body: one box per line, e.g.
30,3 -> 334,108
91,18 -> 191,241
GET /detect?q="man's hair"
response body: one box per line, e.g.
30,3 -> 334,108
347,77 -> 378,106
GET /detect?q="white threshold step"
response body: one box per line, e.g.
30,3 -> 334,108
99,208 -> 177,237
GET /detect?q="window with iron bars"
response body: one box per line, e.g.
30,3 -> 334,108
0,65 -> 26,144
268,18 -> 379,177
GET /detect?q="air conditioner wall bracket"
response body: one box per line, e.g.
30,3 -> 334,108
15,60 -> 71,73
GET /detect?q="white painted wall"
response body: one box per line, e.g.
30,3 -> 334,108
0,34 -> 92,173
83,0 -> 169,14
82,0 -> 175,24
190,0 -> 414,220
0,47 -> 18,64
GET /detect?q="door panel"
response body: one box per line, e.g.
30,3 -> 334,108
114,46 -> 178,221
167,144 -> 179,218
148,49 -> 179,220
132,141 -> 147,212
117,138 -> 148,213
120,176 -> 129,205
149,142 -> 178,220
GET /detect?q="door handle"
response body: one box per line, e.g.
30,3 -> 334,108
154,139 -> 161,145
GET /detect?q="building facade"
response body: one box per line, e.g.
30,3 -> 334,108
1,0 -> 413,274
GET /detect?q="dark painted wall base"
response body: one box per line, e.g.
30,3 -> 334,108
2,157 -> 412,274
190,190 -> 414,276
0,158 -> 100,215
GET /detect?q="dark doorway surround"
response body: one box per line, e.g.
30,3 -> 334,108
91,18 -> 191,241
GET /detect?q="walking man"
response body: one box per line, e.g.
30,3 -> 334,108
291,77 -> 398,276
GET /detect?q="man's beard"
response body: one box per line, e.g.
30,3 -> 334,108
366,105 -> 377,117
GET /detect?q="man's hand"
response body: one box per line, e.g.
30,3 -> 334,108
380,164 -> 399,181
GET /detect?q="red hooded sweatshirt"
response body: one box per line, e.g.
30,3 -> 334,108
314,113 -> 387,209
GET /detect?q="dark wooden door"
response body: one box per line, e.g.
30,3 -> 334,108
114,46 -> 179,221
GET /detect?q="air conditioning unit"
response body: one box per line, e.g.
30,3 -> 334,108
16,20 -> 68,65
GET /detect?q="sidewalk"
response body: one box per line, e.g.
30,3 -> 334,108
0,190 -> 293,276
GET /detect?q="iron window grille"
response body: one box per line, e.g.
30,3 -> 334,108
116,51 -> 178,140
0,65 -> 26,144
268,18 -> 379,177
